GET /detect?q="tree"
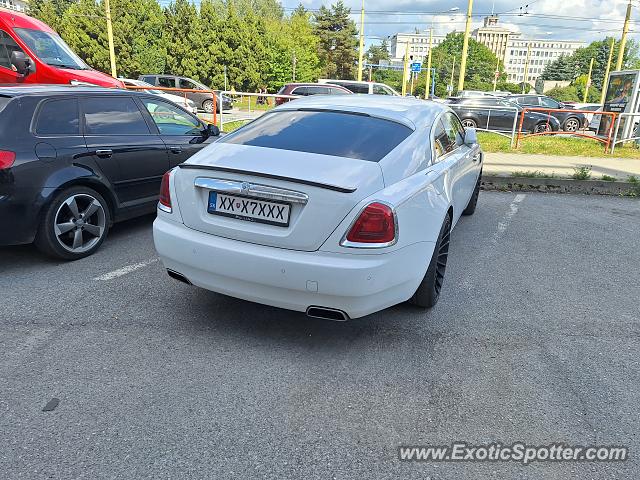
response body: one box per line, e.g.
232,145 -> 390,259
313,1 -> 358,79
164,0 -> 205,81
366,39 -> 390,65
544,85 -> 579,102
28,0 -> 69,32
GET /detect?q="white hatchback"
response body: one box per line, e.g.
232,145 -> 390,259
153,96 -> 482,319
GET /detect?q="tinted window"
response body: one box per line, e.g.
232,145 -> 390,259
373,84 -> 390,95
0,30 -> 22,69
517,96 -> 539,106
433,120 -> 453,160
332,82 -> 369,94
36,98 -> 80,135
142,98 -> 201,135
222,110 -> 412,162
179,78 -> 198,89
468,98 -> 499,106
540,97 -> 560,108
443,113 -> 465,148
306,86 -> 330,95
291,86 -> 308,96
141,76 -> 156,84
158,77 -> 176,88
82,97 -> 150,135
329,87 -> 349,95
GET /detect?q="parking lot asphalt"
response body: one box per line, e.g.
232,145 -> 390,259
1,192 -> 639,479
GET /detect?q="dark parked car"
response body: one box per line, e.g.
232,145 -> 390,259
274,83 -> 352,105
508,94 -> 587,132
0,85 -> 219,259
447,97 -> 561,134
139,75 -> 232,113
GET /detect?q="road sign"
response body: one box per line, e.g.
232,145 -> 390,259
410,62 -> 422,73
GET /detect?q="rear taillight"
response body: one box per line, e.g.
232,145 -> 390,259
0,151 -> 16,170
159,171 -> 172,213
343,202 -> 396,246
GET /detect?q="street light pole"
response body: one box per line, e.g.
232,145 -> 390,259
457,0 -> 474,92
583,57 -> 594,103
425,28 -> 433,99
357,0 -> 365,81
600,38 -> 615,105
616,0 -> 632,71
522,43 -> 531,94
104,0 -> 117,78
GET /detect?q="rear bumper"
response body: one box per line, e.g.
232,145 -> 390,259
153,217 -> 434,319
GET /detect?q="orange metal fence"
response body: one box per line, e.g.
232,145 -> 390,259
123,85 -> 217,125
516,107 -> 618,152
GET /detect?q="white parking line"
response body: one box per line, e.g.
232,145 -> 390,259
496,193 -> 526,238
93,258 -> 159,281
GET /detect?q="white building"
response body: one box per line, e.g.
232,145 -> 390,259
504,36 -> 585,86
0,0 -> 28,13
389,32 -> 447,64
388,16 -> 584,87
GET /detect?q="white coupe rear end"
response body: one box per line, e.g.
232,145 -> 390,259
153,96 -> 482,319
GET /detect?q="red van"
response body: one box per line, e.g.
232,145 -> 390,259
0,9 -> 123,87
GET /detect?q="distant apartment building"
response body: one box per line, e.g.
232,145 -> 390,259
0,0 -> 28,12
387,16 -> 584,87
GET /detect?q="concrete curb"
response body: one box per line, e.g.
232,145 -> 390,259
481,175 -> 640,196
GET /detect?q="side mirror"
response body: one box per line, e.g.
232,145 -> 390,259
11,51 -> 34,76
464,127 -> 478,146
558,102 -> 566,109
206,123 -> 220,137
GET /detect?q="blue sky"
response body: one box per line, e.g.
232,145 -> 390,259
281,0 -> 636,48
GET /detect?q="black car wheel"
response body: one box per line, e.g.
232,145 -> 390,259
563,118 -> 580,132
202,99 -> 215,114
35,186 -> 111,260
461,118 -> 478,129
409,214 -> 451,308
533,122 -> 551,134
462,172 -> 481,216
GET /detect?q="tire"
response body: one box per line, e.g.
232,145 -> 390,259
462,171 -> 481,216
35,186 -> 111,260
461,118 -> 478,129
563,117 -> 580,132
202,99 -> 214,114
533,122 -> 551,134
409,213 -> 451,308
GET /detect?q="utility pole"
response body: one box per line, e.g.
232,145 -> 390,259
457,0 -> 474,92
224,65 -> 228,91
522,43 -> 531,94
425,28 -> 433,99
104,0 -> 117,78
368,65 -> 372,82
492,57 -> 500,91
616,0 -> 632,71
583,57 -> 594,103
600,38 -> 615,105
401,44 -> 410,96
357,0 -> 365,81
449,55 -> 456,94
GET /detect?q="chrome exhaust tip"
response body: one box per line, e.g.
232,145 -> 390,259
306,306 -> 350,321
166,269 -> 192,285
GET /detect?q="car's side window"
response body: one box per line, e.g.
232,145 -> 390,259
307,86 -> 330,95
0,30 -> 22,70
445,113 -> 465,147
519,96 -> 539,106
158,77 -> 176,88
540,97 -> 559,109
35,97 -> 80,136
291,87 -> 308,96
432,119 -> 453,161
330,87 -> 348,95
179,78 -> 197,90
373,84 -> 390,95
142,98 -> 202,136
82,97 -> 151,135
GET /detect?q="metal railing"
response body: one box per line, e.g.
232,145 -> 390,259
216,91 -> 298,131
611,112 -> 640,155
516,107 -> 618,152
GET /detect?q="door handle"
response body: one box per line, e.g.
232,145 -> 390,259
95,149 -> 112,158
472,153 -> 481,162
169,146 -> 183,154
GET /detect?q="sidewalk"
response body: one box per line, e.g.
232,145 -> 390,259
484,153 -> 640,180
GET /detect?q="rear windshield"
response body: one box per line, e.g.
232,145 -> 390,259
221,110 -> 413,161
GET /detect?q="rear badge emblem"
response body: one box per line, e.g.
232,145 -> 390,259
241,182 -> 250,194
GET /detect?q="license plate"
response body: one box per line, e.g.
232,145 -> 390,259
207,192 -> 291,226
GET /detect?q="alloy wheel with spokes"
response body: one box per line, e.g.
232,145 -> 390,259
461,118 -> 478,129
433,227 -> 450,300
564,118 -> 580,132
54,194 -> 106,253
533,123 -> 551,134
35,186 -> 111,260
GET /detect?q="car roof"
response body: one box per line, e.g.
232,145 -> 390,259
0,84 -> 138,97
0,8 -> 55,32
274,95 -> 447,129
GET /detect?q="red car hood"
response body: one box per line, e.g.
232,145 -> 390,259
55,67 -> 124,88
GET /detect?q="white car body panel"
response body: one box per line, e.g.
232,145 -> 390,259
153,96 -> 482,318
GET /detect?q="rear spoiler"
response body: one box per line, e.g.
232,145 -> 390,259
178,164 -> 357,193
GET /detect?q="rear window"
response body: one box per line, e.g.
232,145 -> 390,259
36,98 -> 80,135
335,83 -> 369,94
221,110 -> 413,161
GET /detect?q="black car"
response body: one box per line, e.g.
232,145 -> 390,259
447,97 -> 561,134
508,94 -> 587,132
139,75 -> 233,113
0,85 -> 219,260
